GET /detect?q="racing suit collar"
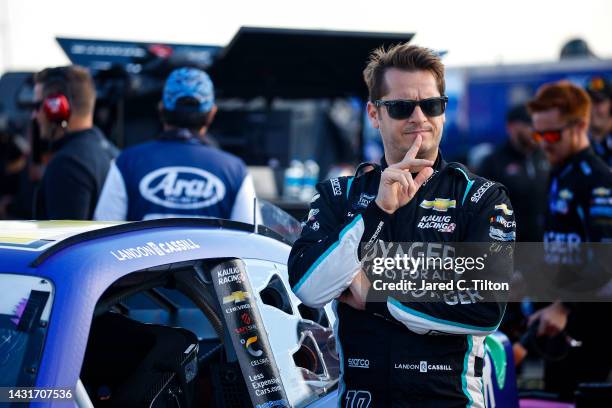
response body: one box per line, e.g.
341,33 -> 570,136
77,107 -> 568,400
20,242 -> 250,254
158,129 -> 214,146
552,146 -> 596,175
380,149 -> 445,172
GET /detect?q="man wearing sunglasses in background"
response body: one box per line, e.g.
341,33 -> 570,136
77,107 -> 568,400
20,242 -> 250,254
289,44 -> 515,407
526,81 -> 612,400
585,76 -> 612,167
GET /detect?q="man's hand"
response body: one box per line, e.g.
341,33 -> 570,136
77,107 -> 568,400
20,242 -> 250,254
375,135 -> 435,214
339,270 -> 372,311
527,301 -> 570,337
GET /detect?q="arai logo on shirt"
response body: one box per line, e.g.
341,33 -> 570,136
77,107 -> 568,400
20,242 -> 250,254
139,166 -> 226,209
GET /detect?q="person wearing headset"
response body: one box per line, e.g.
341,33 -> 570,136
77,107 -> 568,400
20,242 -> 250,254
33,65 -> 118,220
94,67 -> 258,223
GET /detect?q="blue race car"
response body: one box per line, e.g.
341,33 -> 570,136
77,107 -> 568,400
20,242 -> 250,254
0,213 -> 519,408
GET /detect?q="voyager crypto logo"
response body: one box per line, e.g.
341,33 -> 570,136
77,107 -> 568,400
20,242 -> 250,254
139,166 -> 226,209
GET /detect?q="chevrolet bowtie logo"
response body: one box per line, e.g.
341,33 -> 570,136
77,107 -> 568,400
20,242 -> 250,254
494,204 -> 514,216
223,291 -> 250,304
419,198 -> 456,212
593,187 -> 611,197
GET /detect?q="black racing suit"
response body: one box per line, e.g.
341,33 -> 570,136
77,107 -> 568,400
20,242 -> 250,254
288,153 -> 516,408
591,133 -> 612,168
542,147 -> 612,400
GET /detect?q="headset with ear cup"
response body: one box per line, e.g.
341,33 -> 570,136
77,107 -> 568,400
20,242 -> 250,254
41,68 -> 72,128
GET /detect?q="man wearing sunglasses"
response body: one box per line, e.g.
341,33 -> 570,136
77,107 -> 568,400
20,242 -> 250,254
526,81 -> 612,400
289,44 -> 515,407
585,76 -> 612,167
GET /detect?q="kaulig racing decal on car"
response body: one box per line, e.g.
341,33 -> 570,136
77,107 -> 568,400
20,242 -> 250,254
210,260 -> 288,406
139,166 -> 226,209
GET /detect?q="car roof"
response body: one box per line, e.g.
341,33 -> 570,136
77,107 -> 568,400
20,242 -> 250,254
0,219 -> 291,275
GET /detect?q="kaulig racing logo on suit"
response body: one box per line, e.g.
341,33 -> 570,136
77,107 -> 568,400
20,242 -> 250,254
139,166 -> 226,209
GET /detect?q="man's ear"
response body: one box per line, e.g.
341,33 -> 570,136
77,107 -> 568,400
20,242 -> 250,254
576,118 -> 588,134
206,105 -> 218,127
367,101 -> 380,129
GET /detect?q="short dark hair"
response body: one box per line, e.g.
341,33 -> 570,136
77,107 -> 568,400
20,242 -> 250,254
160,96 -> 210,132
363,43 -> 445,102
527,81 -> 591,126
34,65 -> 96,117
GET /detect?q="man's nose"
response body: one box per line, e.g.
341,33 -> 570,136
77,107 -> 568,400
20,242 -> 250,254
408,105 -> 428,122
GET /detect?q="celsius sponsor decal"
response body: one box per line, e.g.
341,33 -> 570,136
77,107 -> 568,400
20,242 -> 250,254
110,239 -> 200,261
251,357 -> 270,367
223,291 -> 249,304
256,399 -> 289,408
494,203 -> 514,216
489,227 -> 516,241
558,189 -> 573,200
394,361 -> 453,373
217,266 -> 244,285
490,215 -> 516,229
419,198 -> 456,212
356,193 -> 376,208
417,215 -> 456,233
348,358 -> 370,368
242,336 -> 264,357
139,166 -> 226,209
330,178 -> 342,196
470,181 -> 494,203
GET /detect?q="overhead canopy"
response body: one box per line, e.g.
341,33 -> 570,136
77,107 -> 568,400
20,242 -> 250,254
209,27 -> 414,99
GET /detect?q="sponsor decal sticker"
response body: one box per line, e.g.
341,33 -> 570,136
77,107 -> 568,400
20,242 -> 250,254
558,189 -> 573,200
419,198 -> 456,212
471,181 -> 494,203
489,227 -> 516,241
356,193 -> 376,208
494,204 -> 514,216
348,358 -> 370,369
593,187 -> 611,197
330,178 -> 342,196
242,336 -> 264,357
417,215 -> 456,233
223,291 -> 250,305
490,215 -> 516,229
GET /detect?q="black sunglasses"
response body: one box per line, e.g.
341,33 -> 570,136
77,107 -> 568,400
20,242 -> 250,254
374,96 -> 449,119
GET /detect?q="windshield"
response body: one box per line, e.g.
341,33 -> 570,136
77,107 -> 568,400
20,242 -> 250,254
0,274 -> 54,387
258,200 -> 302,244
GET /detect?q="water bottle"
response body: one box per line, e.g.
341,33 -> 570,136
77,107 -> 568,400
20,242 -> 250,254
301,159 -> 320,202
284,160 -> 304,200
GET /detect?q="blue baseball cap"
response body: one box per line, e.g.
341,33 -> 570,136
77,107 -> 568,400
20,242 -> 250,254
162,67 -> 215,112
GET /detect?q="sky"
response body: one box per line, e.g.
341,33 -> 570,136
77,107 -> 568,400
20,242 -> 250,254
1,0 -> 612,75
